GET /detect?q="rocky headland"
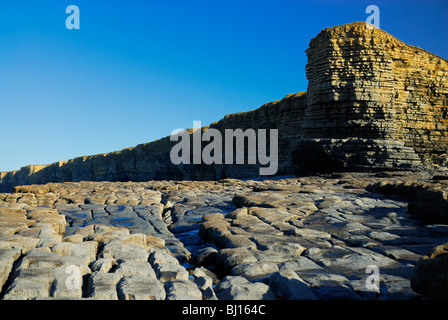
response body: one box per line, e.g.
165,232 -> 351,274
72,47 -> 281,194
0,22 -> 447,300
1,22 -> 447,193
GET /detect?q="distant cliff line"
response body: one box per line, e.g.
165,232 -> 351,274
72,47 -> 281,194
1,22 -> 447,192
0,91 -> 308,193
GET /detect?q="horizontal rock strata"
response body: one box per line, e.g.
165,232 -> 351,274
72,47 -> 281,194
302,22 -> 448,171
1,22 -> 447,192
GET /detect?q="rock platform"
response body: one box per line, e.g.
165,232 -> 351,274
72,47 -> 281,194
1,171 -> 448,300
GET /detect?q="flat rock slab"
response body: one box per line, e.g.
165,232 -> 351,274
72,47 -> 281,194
115,260 -> 157,278
117,276 -> 166,300
87,271 -> 121,300
214,276 -> 276,300
1,173 -> 448,300
165,279 -> 202,300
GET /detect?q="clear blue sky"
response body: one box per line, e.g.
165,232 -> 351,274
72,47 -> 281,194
0,0 -> 447,172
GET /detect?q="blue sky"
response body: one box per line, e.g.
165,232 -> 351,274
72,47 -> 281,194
0,0 -> 447,172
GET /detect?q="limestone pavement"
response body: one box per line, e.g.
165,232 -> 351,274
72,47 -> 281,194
0,171 -> 447,300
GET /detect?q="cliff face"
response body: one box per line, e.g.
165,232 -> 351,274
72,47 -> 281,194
0,92 -> 308,192
1,22 -> 447,192
297,22 -> 448,171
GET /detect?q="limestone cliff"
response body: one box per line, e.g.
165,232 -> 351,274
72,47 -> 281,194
299,22 -> 448,171
1,22 -> 447,192
0,92 -> 308,192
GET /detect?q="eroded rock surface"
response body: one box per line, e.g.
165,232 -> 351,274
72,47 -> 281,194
1,171 -> 447,300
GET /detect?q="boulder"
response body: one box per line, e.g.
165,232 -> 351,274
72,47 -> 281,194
117,275 -> 166,300
165,279 -> 202,300
409,189 -> 448,223
214,276 -> 276,300
115,260 -> 157,278
269,270 -> 318,300
231,262 -> 279,281
411,243 -> 448,299
87,271 -> 122,300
